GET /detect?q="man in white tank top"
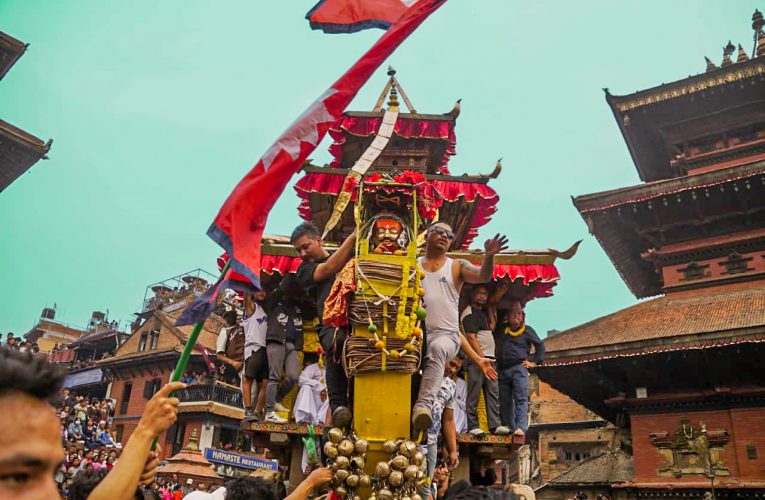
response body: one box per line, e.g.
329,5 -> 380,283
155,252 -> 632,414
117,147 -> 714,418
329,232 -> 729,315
412,222 -> 508,433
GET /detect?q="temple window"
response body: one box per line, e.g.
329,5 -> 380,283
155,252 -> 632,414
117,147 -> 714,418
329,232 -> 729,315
677,262 -> 710,281
719,253 -> 753,275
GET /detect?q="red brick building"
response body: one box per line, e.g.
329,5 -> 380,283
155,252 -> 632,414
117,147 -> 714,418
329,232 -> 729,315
537,10 -> 765,500
99,270 -> 244,458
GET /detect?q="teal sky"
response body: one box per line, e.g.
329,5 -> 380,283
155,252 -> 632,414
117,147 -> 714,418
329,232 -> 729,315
1,1 -> 760,338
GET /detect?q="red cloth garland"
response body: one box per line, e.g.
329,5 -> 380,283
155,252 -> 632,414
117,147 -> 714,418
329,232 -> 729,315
295,172 -> 498,247
328,115 -> 456,174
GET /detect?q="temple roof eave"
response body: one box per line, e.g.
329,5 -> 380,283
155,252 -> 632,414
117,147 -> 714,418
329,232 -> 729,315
573,160 -> 765,213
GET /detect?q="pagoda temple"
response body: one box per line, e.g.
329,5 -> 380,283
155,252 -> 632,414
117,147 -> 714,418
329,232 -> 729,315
538,10 -> 765,500
0,30 -> 51,192
236,70 -> 580,491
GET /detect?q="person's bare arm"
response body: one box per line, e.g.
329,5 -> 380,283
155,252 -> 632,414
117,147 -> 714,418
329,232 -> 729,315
216,353 -> 243,372
458,234 -> 508,285
284,466 -> 333,500
313,232 -> 357,283
442,408 -> 459,470
460,334 -> 497,380
88,382 -> 185,500
465,332 -> 484,359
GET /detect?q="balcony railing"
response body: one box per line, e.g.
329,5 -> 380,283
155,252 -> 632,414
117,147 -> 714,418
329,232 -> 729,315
176,382 -> 243,408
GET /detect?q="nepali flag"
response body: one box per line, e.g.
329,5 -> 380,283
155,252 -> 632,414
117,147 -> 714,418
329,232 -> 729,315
176,0 -> 447,326
307,0 -> 420,33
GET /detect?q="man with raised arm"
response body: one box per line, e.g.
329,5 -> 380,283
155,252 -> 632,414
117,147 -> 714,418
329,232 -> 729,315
292,222 -> 357,428
412,221 -> 508,432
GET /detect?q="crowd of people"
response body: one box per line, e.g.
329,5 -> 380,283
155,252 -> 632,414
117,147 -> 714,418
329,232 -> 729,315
0,346 -> 346,500
2,331 -> 42,354
0,219 -> 545,499
290,220 -> 546,493
206,220 -> 546,497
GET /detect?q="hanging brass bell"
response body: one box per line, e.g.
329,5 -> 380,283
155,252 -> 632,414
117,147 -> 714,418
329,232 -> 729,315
335,469 -> 349,483
334,486 -> 348,497
404,465 -> 419,480
391,455 -> 408,470
338,439 -> 355,456
388,470 -> 404,487
324,442 -> 339,459
328,427 -> 344,444
398,440 -> 416,457
354,438 -> 369,454
345,474 -> 360,487
375,461 -> 391,478
351,456 -> 365,470
382,440 -> 398,454
377,488 -> 393,500
411,451 -> 424,466
359,475 -> 372,488
334,456 -> 350,470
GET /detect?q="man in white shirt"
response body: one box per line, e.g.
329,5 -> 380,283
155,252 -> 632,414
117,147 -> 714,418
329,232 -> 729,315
293,353 -> 329,426
453,374 -> 468,434
242,292 -> 269,421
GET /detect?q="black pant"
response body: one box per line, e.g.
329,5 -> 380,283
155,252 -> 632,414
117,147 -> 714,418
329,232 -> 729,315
319,326 -> 349,411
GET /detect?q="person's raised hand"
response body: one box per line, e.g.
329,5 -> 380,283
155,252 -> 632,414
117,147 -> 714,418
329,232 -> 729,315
136,381 -> 185,437
306,467 -> 333,488
448,450 -> 459,470
484,234 -> 509,257
479,358 -> 498,381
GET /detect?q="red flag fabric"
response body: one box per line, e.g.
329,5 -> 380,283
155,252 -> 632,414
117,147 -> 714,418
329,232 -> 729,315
177,0 -> 447,326
307,0 -> 419,33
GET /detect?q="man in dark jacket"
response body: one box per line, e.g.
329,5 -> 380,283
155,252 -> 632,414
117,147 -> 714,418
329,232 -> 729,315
494,301 -> 544,436
263,275 -> 304,424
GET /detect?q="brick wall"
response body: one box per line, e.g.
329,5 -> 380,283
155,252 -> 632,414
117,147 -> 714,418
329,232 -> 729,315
531,380 -> 601,424
631,407 -> 765,485
109,370 -> 172,448
538,427 -> 618,481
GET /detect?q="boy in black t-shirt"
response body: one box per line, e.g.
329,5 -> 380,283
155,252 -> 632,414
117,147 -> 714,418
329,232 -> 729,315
460,285 -> 507,436
291,222 -> 356,428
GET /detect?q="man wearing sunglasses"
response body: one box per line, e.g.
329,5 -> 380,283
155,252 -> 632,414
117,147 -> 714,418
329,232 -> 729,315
412,222 -> 508,432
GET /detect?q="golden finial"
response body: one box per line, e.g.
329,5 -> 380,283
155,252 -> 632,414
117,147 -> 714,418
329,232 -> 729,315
754,9 -> 765,57
737,43 -> 750,62
721,41 -> 734,66
387,83 -> 400,111
185,428 -> 200,451
704,56 -> 718,72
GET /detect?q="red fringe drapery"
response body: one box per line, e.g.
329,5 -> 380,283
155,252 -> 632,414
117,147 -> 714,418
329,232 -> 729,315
294,172 -> 498,248
493,264 -> 560,300
328,115 -> 456,174
218,252 -> 301,277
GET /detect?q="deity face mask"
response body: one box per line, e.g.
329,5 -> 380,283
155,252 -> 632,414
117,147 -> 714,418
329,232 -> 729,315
373,218 -> 404,254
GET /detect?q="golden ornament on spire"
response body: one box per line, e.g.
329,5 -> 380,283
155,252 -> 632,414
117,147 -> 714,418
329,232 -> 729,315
721,41 -> 734,67
736,43 -> 749,62
704,56 -> 718,72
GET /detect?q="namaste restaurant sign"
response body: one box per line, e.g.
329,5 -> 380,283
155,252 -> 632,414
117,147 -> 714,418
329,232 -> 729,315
204,448 -> 278,472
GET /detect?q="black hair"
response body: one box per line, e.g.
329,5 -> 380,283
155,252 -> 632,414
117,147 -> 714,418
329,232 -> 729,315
303,352 -> 320,365
224,476 -> 276,500
0,346 -> 65,405
290,222 -> 321,245
67,468 -> 109,500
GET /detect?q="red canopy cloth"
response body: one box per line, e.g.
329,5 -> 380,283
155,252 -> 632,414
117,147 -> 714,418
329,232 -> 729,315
328,114 -> 455,174
294,172 -> 498,248
218,252 -> 301,277
217,255 -> 559,300
494,263 -> 560,301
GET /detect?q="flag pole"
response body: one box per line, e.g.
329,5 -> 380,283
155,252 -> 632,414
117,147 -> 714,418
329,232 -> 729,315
152,260 -> 231,450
